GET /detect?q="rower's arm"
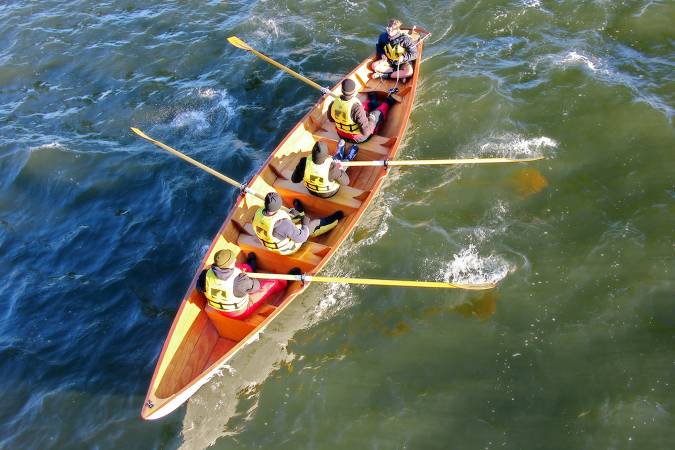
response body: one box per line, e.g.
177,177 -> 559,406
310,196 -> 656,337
403,35 -> 418,62
273,218 -> 310,244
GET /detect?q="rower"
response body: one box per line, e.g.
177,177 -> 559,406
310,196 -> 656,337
197,249 -> 286,319
252,192 -> 344,255
371,19 -> 417,81
290,141 -> 351,198
327,78 -> 395,144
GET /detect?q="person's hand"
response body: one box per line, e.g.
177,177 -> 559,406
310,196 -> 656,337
334,160 -> 344,170
398,55 -> 404,63
301,214 -> 311,226
381,54 -> 387,61
287,208 -> 301,218
320,87 -> 331,95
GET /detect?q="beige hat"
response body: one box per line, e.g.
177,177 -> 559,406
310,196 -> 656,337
213,249 -> 235,268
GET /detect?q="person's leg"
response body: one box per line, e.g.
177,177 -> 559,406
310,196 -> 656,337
371,59 -> 394,75
388,62 -> 413,81
225,278 -> 288,319
310,210 -> 345,237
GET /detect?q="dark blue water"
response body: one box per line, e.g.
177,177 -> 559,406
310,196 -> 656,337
1,1 -> 673,449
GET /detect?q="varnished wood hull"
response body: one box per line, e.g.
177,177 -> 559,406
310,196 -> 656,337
141,28 -> 430,420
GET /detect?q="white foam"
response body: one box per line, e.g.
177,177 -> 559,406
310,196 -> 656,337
170,110 -> 209,131
522,0 -> 541,8
560,51 -> 598,71
443,245 -> 510,285
29,141 -> 66,152
471,133 -> 557,159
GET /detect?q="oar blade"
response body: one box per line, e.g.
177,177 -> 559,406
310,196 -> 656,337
227,36 -> 252,51
130,127 -> 149,139
450,281 -> 497,290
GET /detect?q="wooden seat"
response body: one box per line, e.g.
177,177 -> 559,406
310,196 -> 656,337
274,178 -> 366,213
237,233 -> 329,273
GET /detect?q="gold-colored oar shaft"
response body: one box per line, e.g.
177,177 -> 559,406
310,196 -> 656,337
228,36 -> 338,98
130,127 -> 265,201
340,157 -> 544,167
246,272 -> 496,290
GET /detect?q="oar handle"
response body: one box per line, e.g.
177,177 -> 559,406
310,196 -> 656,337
339,156 -> 544,167
245,272 -> 496,290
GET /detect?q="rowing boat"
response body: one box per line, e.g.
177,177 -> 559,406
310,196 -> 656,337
141,27 -> 431,420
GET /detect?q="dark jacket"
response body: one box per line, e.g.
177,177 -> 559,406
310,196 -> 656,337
376,32 -> 418,63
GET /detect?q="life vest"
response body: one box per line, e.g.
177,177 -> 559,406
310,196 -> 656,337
252,208 -> 303,255
331,97 -> 362,134
383,34 -> 407,63
384,43 -> 406,62
304,158 -> 340,195
204,268 -> 249,312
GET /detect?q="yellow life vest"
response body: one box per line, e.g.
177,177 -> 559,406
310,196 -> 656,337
204,268 -> 249,312
304,158 -> 340,195
331,96 -> 362,134
384,42 -> 406,63
252,208 -> 303,255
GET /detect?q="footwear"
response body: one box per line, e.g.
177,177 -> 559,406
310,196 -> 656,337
345,144 -> 359,161
246,252 -> 257,272
334,139 -> 346,160
293,198 -> 305,213
371,72 -> 389,80
326,210 -> 345,222
385,96 -> 397,106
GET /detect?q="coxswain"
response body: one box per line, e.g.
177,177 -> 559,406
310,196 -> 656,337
291,141 -> 351,198
252,192 -> 344,255
197,249 -> 286,319
371,19 -> 417,81
327,78 -> 395,143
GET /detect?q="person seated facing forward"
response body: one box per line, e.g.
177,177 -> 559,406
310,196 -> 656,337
252,192 -> 343,255
291,141 -> 350,198
327,78 -> 395,144
197,249 -> 286,319
371,18 -> 417,81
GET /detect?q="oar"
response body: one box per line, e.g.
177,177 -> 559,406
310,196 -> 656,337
227,36 -> 338,98
130,127 -> 266,201
340,156 -> 544,167
246,272 -> 496,290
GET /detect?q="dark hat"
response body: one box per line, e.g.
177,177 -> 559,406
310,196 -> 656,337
264,192 -> 282,212
213,249 -> 235,268
311,141 -> 329,164
341,78 -> 356,97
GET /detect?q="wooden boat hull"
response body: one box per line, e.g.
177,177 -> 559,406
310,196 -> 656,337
141,27 -> 430,420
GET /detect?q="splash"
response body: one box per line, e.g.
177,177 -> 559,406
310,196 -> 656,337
305,281 -> 356,326
560,51 -> 599,71
443,245 -> 510,286
170,110 -> 209,131
168,88 -> 236,133
471,133 -> 557,159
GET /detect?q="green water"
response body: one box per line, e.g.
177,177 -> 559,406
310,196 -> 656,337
1,0 -> 673,449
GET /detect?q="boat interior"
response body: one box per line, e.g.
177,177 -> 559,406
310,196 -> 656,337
147,29 -> 426,410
